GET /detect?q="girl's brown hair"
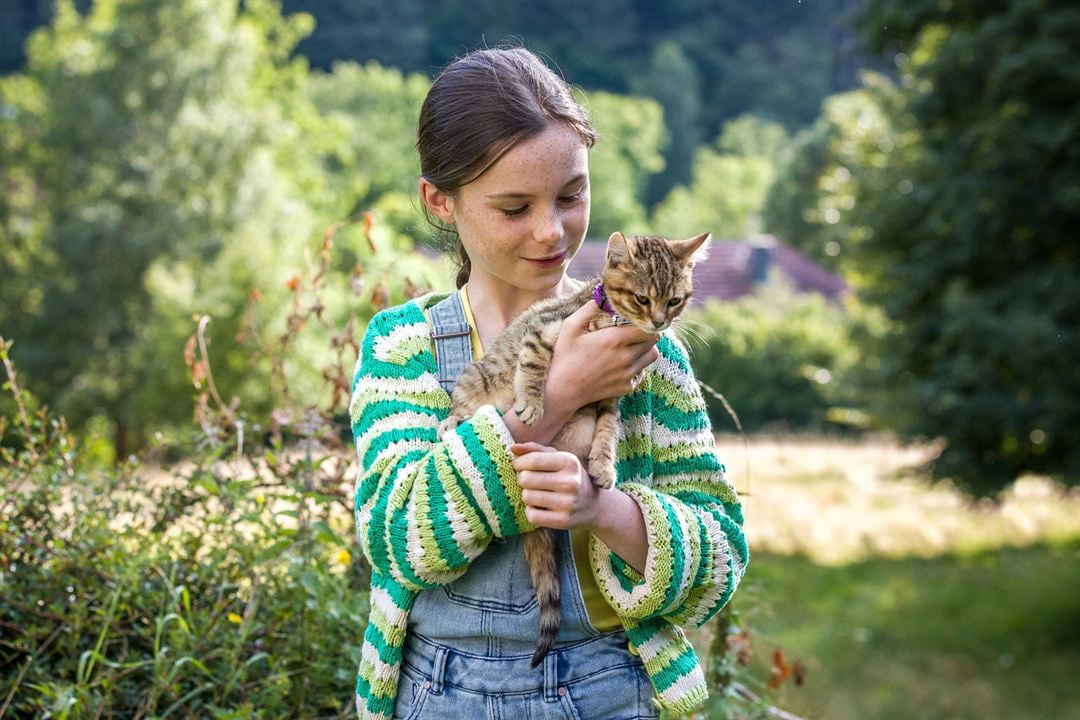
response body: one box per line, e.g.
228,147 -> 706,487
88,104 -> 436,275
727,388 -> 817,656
417,47 -> 596,288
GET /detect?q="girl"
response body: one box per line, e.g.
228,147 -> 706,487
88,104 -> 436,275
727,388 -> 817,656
349,46 -> 748,720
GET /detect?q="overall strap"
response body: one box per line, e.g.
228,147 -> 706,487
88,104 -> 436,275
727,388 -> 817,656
429,291 -> 474,393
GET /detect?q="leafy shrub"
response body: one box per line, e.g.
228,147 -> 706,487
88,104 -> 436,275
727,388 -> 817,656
683,276 -> 889,434
0,227 -> 383,718
0,349 -> 370,719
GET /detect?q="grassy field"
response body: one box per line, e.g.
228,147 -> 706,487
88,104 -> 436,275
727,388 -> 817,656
703,435 -> 1080,720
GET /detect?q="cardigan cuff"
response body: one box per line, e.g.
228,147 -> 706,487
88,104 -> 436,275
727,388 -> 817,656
588,483 -> 702,619
440,403 -> 534,538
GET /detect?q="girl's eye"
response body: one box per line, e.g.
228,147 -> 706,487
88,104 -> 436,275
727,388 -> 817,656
501,205 -> 528,217
668,297 -> 683,307
635,294 -> 650,306
558,190 -> 583,204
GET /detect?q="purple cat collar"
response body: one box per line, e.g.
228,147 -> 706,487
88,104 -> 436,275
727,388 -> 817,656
593,282 -> 617,315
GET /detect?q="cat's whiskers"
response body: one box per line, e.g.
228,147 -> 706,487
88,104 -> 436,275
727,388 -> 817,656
671,316 -> 713,347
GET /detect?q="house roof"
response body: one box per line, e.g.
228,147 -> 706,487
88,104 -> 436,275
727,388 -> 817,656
565,235 -> 848,303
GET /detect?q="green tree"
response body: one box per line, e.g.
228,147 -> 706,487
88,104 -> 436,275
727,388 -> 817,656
0,0 -> 336,455
306,60 -> 429,236
651,115 -> 788,239
283,0 -> 428,71
852,0 -> 1080,493
581,89 -> 667,237
685,275 -> 886,433
763,79 -> 905,284
630,41 -> 703,206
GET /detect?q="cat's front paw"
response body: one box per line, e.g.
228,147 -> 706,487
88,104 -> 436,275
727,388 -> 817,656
588,461 -> 617,490
513,399 -> 544,426
438,415 -> 462,439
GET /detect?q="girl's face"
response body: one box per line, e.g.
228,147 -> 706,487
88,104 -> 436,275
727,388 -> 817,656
423,122 -> 590,299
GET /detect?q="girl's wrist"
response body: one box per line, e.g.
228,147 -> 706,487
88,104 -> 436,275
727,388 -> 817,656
583,487 -> 648,573
503,402 -> 574,446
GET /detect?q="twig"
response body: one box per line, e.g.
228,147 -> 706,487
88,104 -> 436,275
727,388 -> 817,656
0,337 -> 38,462
0,622 -> 67,719
195,316 -> 235,423
730,682 -> 807,720
697,377 -> 753,508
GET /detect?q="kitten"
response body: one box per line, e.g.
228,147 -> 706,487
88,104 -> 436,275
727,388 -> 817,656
440,230 -> 710,666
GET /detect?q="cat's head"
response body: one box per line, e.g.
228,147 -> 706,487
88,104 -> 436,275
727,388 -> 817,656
600,231 -> 711,333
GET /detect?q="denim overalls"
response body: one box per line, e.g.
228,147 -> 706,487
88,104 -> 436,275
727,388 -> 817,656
394,293 -> 658,720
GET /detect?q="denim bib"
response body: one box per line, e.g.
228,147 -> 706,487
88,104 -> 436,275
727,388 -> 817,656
416,292 -> 600,653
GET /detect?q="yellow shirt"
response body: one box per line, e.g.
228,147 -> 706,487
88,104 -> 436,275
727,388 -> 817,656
436,287 -> 622,632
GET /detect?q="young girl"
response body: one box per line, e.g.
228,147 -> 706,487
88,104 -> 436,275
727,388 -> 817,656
349,47 -> 748,720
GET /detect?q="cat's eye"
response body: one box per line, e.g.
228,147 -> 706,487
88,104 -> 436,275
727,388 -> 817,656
634,294 -> 650,306
668,297 -> 684,307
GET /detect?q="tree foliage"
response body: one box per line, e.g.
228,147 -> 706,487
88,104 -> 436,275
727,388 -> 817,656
763,79 -> 907,284
651,115 -> 788,240
849,0 -> 1080,493
580,89 -> 667,238
685,277 -> 886,434
0,0 -> 441,456
2,0 -> 863,194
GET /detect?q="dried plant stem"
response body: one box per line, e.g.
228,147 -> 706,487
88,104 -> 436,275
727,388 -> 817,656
195,316 -> 234,423
0,337 -> 37,460
729,683 -> 807,720
698,377 -> 752,508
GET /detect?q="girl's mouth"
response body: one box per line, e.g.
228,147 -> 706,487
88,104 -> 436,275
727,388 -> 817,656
525,251 -> 567,268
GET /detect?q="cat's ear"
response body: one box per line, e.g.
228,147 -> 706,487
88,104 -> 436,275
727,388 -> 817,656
606,231 -> 636,267
671,232 -> 711,266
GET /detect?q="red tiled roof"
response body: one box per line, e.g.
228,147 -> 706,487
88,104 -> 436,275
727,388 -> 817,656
566,235 -> 847,303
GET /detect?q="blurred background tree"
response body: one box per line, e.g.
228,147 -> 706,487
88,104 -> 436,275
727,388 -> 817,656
2,1 -> 1079,718
849,0 -> 1080,494
0,0 -> 329,457
651,115 -> 789,239
579,90 -> 667,238
0,0 -> 440,458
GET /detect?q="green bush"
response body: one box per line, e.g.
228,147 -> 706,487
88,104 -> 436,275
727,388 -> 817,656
0,338 -> 368,719
683,276 -> 888,434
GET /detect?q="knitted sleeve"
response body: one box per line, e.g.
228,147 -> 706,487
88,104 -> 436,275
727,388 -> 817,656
349,303 -> 532,592
589,335 -> 749,627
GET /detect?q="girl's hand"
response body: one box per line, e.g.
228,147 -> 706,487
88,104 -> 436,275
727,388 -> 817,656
510,441 -> 649,571
511,442 -> 599,531
545,301 -> 660,416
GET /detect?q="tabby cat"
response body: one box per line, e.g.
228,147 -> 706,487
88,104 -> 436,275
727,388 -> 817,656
440,230 -> 710,666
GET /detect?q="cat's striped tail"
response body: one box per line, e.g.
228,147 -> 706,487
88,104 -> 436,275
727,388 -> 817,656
523,528 -> 561,667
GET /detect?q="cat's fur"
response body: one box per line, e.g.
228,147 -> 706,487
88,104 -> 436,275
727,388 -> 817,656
439,230 -> 710,666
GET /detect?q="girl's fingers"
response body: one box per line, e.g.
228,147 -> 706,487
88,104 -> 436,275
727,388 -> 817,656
512,449 -> 574,473
563,302 -> 597,335
524,506 -> 570,530
510,441 -> 552,456
521,488 -> 572,511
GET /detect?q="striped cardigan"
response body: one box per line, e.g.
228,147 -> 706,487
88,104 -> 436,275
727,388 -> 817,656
349,294 -> 749,719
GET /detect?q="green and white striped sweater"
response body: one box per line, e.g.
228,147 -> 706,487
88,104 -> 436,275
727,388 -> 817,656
349,293 -> 749,719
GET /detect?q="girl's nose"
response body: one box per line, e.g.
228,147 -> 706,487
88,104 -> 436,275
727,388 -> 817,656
535,207 -> 563,245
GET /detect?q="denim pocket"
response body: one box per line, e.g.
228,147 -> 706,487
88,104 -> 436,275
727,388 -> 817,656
562,660 -> 660,720
442,535 -> 538,614
393,661 -> 431,720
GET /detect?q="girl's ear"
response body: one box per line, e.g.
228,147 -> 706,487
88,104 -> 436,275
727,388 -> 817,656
419,177 -> 456,225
